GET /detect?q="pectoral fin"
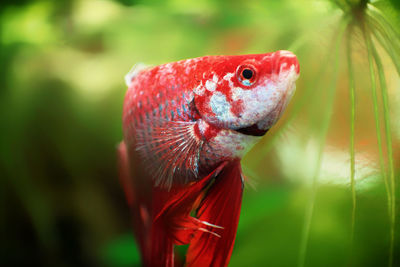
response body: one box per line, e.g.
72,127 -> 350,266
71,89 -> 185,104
135,120 -> 204,189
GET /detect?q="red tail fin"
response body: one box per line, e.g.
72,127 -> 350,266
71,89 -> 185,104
119,142 -> 243,266
186,160 -> 243,267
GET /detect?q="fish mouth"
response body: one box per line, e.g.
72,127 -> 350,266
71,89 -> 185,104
235,124 -> 269,136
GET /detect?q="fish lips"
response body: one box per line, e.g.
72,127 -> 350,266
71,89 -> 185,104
235,124 -> 269,136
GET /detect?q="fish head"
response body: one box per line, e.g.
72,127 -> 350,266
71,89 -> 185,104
193,50 -> 300,136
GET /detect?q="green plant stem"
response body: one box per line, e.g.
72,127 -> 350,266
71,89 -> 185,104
363,24 -> 393,222
364,26 -> 394,267
370,25 -> 400,76
367,14 -> 400,75
297,18 -> 348,267
367,4 -> 400,44
346,24 -> 357,250
370,38 -> 396,267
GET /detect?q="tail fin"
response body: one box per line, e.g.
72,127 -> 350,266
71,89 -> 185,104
186,160 -> 244,267
119,142 -> 243,266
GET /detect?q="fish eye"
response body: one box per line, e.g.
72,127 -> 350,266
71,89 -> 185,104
236,64 -> 257,87
242,69 -> 253,79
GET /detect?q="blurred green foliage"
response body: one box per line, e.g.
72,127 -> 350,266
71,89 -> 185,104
0,0 -> 399,266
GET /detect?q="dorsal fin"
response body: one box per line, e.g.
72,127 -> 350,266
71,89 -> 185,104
124,63 -> 149,86
135,120 -> 204,189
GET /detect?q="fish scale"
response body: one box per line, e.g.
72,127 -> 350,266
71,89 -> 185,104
119,50 -> 300,267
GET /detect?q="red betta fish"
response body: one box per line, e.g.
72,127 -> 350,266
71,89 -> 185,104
118,51 -> 300,267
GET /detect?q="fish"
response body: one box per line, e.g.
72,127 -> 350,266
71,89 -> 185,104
118,50 -> 300,267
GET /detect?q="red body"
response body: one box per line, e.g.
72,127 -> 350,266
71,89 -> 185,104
119,52 -> 300,266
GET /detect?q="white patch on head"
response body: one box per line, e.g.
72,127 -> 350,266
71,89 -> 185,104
256,64 -> 298,128
223,72 -> 234,82
205,80 -> 216,92
210,91 -> 235,121
205,74 -> 219,92
221,64 -> 299,130
230,82 -> 277,128
223,72 -> 234,88
276,64 -> 298,102
193,82 -> 204,96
